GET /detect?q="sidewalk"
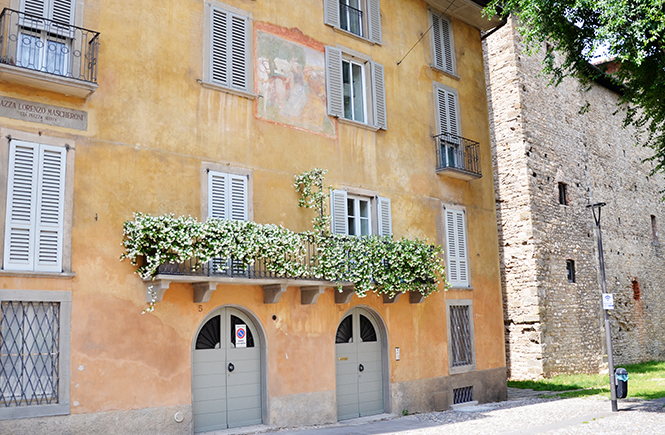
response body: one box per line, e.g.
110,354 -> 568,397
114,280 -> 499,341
205,393 -> 665,435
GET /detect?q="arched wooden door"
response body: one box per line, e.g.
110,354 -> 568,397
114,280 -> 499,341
192,307 -> 262,432
335,307 -> 385,420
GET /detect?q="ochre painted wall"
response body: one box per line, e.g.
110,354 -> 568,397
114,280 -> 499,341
0,0 -> 504,417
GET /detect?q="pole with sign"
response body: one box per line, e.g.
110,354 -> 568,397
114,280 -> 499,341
588,202 -> 618,412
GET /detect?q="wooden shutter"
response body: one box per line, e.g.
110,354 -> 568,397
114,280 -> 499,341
21,0 -> 46,18
435,86 -> 460,135
229,174 -> 248,221
34,145 -> 66,272
377,196 -> 392,236
431,13 -> 453,73
371,61 -> 387,130
366,0 -> 382,44
330,189 -> 348,235
50,0 -> 74,25
323,0 -> 340,28
210,8 -> 249,92
325,46 -> 344,118
4,141 -> 39,271
445,208 -> 468,287
208,171 -> 228,219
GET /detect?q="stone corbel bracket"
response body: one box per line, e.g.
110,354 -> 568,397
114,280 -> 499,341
382,292 -> 402,304
193,282 -> 219,303
263,284 -> 288,304
334,285 -> 355,304
145,280 -> 171,303
300,285 -> 326,305
409,292 -> 425,304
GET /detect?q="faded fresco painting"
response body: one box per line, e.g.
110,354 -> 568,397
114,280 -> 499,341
256,28 -> 335,136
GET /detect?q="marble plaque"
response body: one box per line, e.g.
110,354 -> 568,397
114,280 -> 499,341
0,96 -> 87,130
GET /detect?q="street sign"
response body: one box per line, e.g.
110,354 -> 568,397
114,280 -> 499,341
602,293 -> 614,310
236,324 -> 247,348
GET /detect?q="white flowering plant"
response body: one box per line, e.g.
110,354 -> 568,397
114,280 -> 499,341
121,169 -> 448,307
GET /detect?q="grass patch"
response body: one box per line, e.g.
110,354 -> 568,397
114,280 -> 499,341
508,360 -> 665,400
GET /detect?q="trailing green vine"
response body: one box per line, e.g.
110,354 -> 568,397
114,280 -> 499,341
122,169 -> 448,309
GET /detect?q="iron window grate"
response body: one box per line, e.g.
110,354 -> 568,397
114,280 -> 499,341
0,301 -> 60,408
453,386 -> 473,404
450,305 -> 473,367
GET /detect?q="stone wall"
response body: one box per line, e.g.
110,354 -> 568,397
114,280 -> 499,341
485,18 -> 665,379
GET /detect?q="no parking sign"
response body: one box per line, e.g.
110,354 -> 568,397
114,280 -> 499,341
236,324 -> 247,348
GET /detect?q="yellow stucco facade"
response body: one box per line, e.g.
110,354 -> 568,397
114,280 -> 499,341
0,0 -> 505,432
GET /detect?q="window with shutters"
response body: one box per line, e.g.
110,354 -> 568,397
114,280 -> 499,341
330,190 -> 391,236
447,299 -> 475,374
0,290 -> 71,419
325,46 -> 387,130
207,170 -> 248,222
203,2 -> 253,97
434,83 -> 462,169
17,0 -> 76,77
3,140 -> 67,273
430,11 -> 455,75
443,205 -> 469,288
323,0 -> 382,44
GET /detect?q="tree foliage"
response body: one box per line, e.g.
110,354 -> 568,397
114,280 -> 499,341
485,0 -> 665,171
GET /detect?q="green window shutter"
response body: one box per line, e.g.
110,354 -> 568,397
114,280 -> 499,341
4,141 -> 39,271
377,196 -> 392,236
367,0 -> 382,44
325,46 -> 344,118
34,145 -> 66,272
371,61 -> 387,130
210,8 -> 249,92
445,208 -> 468,287
323,0 -> 340,28
331,189 -> 348,235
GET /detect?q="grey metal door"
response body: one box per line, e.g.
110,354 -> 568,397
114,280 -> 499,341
192,307 -> 262,432
335,308 -> 384,420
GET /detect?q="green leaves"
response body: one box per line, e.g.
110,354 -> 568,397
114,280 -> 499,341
485,0 -> 665,172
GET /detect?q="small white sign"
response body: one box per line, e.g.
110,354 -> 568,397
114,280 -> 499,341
236,324 -> 247,348
395,347 -> 400,361
602,293 -> 615,310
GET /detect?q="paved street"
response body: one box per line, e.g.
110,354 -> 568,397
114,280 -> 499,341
207,391 -> 665,435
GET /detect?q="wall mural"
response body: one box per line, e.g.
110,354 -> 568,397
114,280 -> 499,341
255,25 -> 335,136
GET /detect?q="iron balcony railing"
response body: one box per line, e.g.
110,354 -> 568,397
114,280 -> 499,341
339,2 -> 363,37
0,8 -> 99,83
434,132 -> 481,177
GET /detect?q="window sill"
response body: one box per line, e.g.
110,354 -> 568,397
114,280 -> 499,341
337,117 -> 380,132
430,65 -> 460,81
330,26 -> 379,46
0,270 -> 76,279
0,64 -> 97,98
200,81 -> 257,100
448,285 -> 473,291
449,363 -> 476,375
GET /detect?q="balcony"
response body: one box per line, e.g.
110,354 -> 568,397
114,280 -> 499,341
0,8 -> 99,97
435,132 -> 482,180
146,236 -> 426,305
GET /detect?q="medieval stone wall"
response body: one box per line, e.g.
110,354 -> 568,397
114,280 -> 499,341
485,18 -> 665,379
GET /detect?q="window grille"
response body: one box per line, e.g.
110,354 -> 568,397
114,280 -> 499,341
449,304 -> 473,367
453,386 -> 473,404
0,301 -> 60,408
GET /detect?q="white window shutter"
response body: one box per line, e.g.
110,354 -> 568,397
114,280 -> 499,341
447,91 -> 460,135
34,145 -> 66,272
229,174 -> 248,221
440,17 -> 453,73
330,189 -> 348,235
431,13 -> 444,70
21,0 -> 46,18
208,171 -> 228,219
323,0 -> 340,28
445,208 -> 468,287
371,61 -> 387,130
325,46 -> 344,118
211,8 -> 229,87
50,0 -> 75,25
367,0 -> 382,44
377,197 -> 392,236
435,86 -> 460,135
4,141 -> 39,271
229,14 -> 249,91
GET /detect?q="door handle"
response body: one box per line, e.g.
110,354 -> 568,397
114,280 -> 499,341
228,363 -> 235,372
359,364 -> 364,372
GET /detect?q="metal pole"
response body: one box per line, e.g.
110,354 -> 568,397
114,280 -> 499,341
587,202 -> 618,412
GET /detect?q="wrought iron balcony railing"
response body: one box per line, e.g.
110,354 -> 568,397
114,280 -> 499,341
434,132 -> 482,179
0,8 -> 99,83
339,2 -> 363,37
